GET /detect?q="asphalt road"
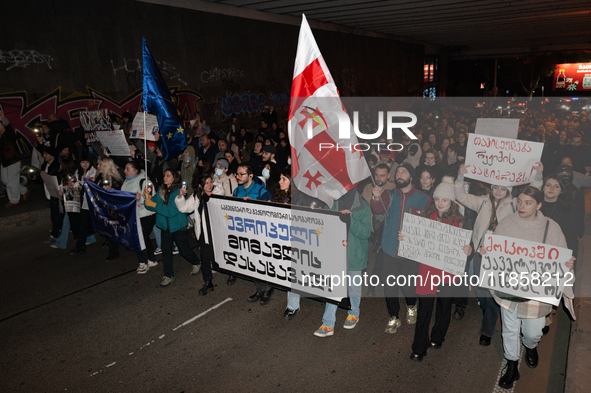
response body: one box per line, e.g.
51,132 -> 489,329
0,227 -> 571,393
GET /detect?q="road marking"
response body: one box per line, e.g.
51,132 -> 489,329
89,297 -> 233,377
172,298 -> 233,331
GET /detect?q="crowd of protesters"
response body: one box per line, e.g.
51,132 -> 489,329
0,100 -> 589,390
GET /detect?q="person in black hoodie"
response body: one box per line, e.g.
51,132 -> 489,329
30,147 -> 63,243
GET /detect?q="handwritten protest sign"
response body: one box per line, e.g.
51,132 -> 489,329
478,234 -> 573,306
475,118 -> 519,139
398,213 -> 472,276
96,130 -> 131,156
80,109 -> 112,145
465,134 -> 544,186
130,112 -> 158,141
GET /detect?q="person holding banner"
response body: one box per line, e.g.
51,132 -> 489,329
454,162 -> 543,347
480,186 -> 575,390
145,169 -> 201,287
95,158 -> 124,260
176,173 -> 223,295
122,161 -> 158,274
398,177 -> 472,361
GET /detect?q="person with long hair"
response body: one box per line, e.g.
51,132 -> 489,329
481,186 -> 575,389
399,177 -> 472,361
95,157 -> 124,260
454,162 -> 544,346
272,168 -> 292,204
414,166 -> 439,197
70,155 -> 97,255
176,173 -> 223,295
145,169 -> 201,287
52,159 -> 81,250
122,160 -> 158,274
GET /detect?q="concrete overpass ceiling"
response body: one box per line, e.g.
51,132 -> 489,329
203,0 -> 591,57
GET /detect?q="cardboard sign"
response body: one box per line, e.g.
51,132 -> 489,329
40,173 -> 60,199
398,213 -> 472,276
465,134 -> 544,186
478,234 -> 573,306
80,109 -> 112,146
130,112 -> 158,141
475,118 -> 519,139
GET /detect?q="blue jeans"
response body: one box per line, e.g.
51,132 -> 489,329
287,291 -> 300,311
322,270 -> 362,328
473,253 -> 500,337
500,306 -> 545,361
153,226 -> 161,249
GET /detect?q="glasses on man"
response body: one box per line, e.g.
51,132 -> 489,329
236,172 -> 248,177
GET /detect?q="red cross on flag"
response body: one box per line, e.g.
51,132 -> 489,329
288,15 -> 371,208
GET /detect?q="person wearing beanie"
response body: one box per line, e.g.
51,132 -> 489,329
399,175 -> 472,361
454,162 -> 544,347
370,163 -> 431,336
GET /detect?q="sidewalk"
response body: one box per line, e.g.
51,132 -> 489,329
0,181 -> 49,240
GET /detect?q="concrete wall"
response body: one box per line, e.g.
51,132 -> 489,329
1,0 -> 424,136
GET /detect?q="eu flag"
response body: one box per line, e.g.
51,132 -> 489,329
142,37 -> 187,160
85,181 -> 146,251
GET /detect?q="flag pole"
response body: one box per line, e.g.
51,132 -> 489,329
143,111 -> 148,191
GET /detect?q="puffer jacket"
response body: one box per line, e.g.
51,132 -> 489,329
346,193 -> 372,271
454,171 -> 542,249
145,187 -> 186,232
121,171 -> 155,218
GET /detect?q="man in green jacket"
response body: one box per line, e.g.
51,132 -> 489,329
314,188 -> 372,337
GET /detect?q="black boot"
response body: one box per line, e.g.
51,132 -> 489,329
498,360 -> 520,389
525,346 -> 538,368
198,280 -> 214,296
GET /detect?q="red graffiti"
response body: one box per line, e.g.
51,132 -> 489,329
0,87 -> 203,146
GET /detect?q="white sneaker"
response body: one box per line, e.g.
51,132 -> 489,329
191,264 -> 201,275
385,316 -> 402,334
160,276 -> 175,287
137,263 -> 149,274
147,260 -> 158,268
154,248 -> 162,255
407,304 -> 418,325
173,246 -> 179,255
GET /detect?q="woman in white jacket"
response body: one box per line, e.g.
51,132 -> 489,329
121,161 -> 157,274
176,173 -> 223,295
454,162 -> 543,346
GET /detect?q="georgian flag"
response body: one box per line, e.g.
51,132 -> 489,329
289,15 -> 370,208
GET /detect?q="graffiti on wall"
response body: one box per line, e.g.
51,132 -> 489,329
220,92 -> 289,117
0,50 -> 53,71
110,58 -> 188,88
201,67 -> 245,84
0,87 -> 204,151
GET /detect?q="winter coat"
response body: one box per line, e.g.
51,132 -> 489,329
233,178 -> 272,201
175,187 -> 223,242
454,171 -> 542,249
345,193 -> 372,271
145,187 -> 186,233
121,171 -> 155,218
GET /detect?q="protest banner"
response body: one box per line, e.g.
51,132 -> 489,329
464,134 -> 544,186
475,118 -> 519,139
478,234 -> 573,306
79,109 -> 112,146
96,130 -> 131,156
398,212 -> 472,276
40,172 -> 60,199
207,196 -> 348,303
84,181 -> 145,251
130,112 -> 158,141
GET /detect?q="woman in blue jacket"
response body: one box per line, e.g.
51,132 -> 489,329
145,169 -> 201,287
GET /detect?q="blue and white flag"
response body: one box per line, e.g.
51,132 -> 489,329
85,181 -> 145,251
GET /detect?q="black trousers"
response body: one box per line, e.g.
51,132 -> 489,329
412,283 -> 456,354
382,253 -> 419,318
135,215 -> 156,264
75,209 -> 93,250
161,228 -> 200,278
49,197 -> 64,238
199,233 -> 214,282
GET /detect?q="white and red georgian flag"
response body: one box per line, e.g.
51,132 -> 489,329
289,15 -> 371,208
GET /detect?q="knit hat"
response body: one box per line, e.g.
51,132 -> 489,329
555,164 -> 573,175
396,162 -> 415,181
262,145 -> 276,154
433,176 -> 455,201
43,146 -> 58,157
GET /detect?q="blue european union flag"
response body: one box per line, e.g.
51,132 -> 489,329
142,37 -> 187,160
85,181 -> 145,251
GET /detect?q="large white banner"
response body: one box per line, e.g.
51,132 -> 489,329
398,213 -> 472,276
207,196 -> 349,302
478,234 -> 573,306
475,118 -> 519,139
96,130 -> 131,157
130,112 -> 158,141
465,134 -> 544,186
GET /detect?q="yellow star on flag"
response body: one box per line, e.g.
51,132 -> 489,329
224,214 -> 230,220
314,228 -> 322,236
177,126 -> 184,134
167,132 -> 174,139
